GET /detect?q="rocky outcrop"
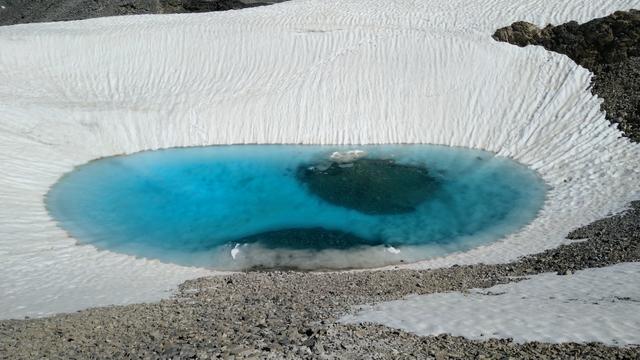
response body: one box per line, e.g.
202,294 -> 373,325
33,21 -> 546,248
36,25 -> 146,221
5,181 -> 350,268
182,0 -> 269,12
0,0 -> 284,26
493,10 -> 640,68
494,10 -> 640,142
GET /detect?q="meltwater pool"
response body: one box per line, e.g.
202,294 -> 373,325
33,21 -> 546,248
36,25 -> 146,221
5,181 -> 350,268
46,145 -> 547,270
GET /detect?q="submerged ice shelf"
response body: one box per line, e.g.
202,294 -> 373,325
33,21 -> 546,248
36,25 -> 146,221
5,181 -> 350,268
1,0 -> 640,318
46,145 -> 546,270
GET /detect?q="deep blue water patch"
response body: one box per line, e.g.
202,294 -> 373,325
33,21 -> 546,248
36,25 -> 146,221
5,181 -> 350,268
46,145 -> 547,270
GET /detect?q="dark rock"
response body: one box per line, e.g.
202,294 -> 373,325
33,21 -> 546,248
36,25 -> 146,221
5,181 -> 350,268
182,0 -> 268,12
493,21 -> 543,47
0,0 -> 288,26
493,10 -> 640,68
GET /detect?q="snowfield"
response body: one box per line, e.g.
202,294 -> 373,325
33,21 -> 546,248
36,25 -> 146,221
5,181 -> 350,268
341,262 -> 640,346
1,0 -> 640,320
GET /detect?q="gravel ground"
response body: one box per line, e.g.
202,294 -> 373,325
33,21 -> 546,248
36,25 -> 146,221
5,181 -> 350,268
1,202 -> 638,359
591,57 -> 640,141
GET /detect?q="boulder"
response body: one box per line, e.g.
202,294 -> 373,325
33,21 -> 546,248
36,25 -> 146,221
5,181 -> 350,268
493,10 -> 640,68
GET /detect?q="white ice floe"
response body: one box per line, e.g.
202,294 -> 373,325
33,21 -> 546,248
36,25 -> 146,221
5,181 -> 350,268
386,246 -> 401,255
1,0 -> 640,319
330,150 -> 367,163
341,262 -> 640,346
231,244 -> 241,260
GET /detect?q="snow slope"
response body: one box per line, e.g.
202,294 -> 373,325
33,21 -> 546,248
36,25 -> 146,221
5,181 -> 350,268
341,262 -> 640,346
1,0 -> 640,319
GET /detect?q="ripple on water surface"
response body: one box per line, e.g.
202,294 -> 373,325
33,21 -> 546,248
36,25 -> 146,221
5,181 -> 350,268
46,145 -> 547,270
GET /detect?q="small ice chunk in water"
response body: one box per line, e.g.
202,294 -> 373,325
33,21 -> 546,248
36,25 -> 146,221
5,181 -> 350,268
387,246 -> 401,254
231,244 -> 241,259
330,150 -> 367,163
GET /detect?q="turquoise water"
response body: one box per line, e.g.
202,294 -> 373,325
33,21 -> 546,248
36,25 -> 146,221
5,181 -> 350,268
46,145 -> 547,270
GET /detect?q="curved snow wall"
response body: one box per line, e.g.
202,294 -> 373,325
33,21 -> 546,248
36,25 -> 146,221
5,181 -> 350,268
0,0 -> 639,318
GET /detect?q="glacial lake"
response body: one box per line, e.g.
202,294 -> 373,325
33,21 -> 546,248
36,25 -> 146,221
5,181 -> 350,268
46,145 -> 547,270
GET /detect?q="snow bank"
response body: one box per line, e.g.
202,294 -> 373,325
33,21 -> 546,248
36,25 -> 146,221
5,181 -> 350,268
1,0 -> 640,318
341,262 -> 640,346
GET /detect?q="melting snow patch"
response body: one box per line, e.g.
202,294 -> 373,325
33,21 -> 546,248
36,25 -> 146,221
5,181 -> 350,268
341,262 -> 640,346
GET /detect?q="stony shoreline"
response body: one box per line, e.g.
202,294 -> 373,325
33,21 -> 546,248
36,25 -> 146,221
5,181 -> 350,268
1,202 -> 638,359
